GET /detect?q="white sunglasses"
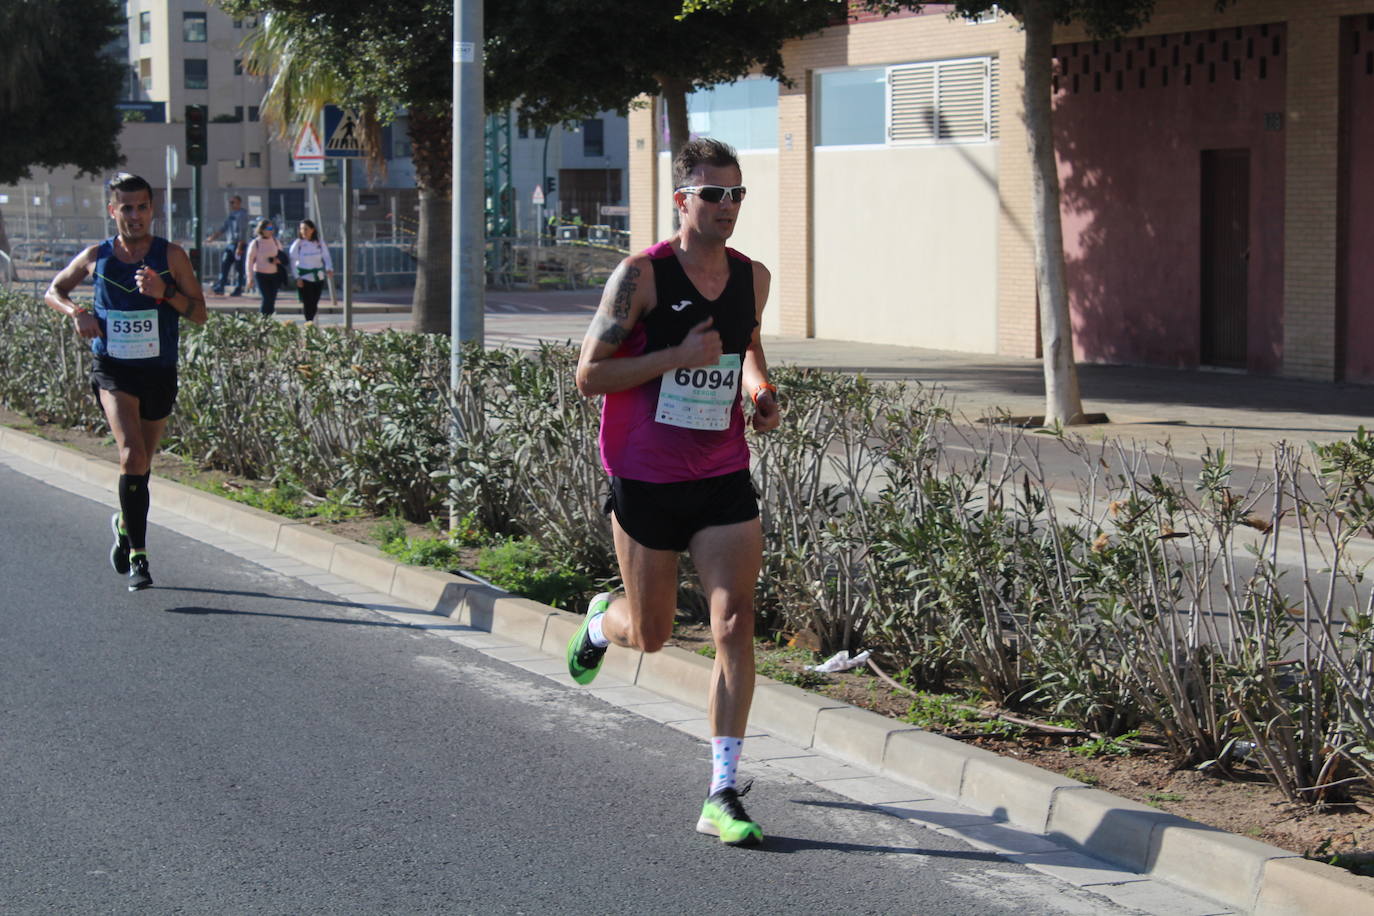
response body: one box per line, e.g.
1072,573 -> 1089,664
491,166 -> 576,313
676,185 -> 747,203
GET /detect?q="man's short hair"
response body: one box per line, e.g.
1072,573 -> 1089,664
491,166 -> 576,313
673,138 -> 740,189
107,172 -> 153,203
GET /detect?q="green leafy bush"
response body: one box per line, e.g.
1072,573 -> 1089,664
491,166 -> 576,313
474,537 -> 592,610
6,287 -> 1374,805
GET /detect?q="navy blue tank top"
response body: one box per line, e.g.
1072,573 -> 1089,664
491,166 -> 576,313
91,236 -> 181,368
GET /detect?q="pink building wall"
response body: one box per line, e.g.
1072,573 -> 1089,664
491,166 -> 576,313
1051,25 -> 1287,371
1342,16 -> 1374,383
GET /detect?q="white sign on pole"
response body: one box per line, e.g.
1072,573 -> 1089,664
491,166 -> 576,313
532,184 -> 545,206
293,122 -> 324,159
294,122 -> 326,174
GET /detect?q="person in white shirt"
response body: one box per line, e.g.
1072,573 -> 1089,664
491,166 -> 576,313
288,220 -> 334,326
244,221 -> 286,317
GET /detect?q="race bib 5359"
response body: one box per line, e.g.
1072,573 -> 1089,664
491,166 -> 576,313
106,309 -> 160,360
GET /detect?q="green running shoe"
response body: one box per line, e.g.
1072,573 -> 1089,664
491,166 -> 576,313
109,512 -> 130,575
696,782 -> 763,846
566,592 -> 612,685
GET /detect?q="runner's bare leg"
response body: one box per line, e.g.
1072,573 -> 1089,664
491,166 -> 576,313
689,518 -> 762,739
601,513 -> 679,652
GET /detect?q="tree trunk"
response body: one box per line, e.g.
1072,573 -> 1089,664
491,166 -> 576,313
407,107 -> 453,334
657,74 -> 691,231
1022,0 -> 1086,426
656,75 -> 692,167
411,186 -> 451,334
0,209 -> 15,281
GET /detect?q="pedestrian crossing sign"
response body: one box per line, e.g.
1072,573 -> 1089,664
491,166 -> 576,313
323,106 -> 365,158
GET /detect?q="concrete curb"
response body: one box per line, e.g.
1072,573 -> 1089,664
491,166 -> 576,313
4,423 -> 1370,916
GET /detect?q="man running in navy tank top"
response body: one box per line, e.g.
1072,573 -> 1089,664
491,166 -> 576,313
46,173 -> 208,591
569,139 -> 780,846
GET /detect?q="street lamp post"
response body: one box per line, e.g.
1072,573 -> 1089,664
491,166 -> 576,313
540,122 -> 557,243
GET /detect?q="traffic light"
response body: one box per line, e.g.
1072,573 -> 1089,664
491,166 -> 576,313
185,104 -> 208,166
545,176 -> 557,195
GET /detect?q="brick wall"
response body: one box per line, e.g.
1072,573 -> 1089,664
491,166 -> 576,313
626,98 -> 658,255
1282,14 -> 1341,380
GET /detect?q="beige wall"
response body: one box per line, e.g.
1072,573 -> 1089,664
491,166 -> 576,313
813,143 -> 999,350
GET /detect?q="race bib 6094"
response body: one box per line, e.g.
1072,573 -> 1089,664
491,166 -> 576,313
655,354 -> 741,430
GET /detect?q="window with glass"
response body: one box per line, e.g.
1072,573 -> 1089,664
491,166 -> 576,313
183,12 -> 207,42
582,119 -> 604,158
248,105 -> 259,122
815,68 -> 887,146
183,58 -> 207,90
249,152 -> 261,168
233,58 -> 243,76
138,11 -> 150,43
667,76 -> 779,152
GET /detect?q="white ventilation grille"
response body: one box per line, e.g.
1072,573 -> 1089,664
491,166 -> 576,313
888,57 -> 994,145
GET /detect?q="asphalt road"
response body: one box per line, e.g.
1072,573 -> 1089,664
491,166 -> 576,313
0,463 -> 1145,916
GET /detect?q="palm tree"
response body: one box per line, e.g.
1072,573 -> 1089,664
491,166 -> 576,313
236,9 -> 450,334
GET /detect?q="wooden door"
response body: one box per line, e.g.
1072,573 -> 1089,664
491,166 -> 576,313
1200,149 -> 1251,368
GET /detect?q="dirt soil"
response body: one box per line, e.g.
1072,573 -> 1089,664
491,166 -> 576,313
6,407 -> 1372,869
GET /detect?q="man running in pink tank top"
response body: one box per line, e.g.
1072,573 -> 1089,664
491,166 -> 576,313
568,138 -> 780,846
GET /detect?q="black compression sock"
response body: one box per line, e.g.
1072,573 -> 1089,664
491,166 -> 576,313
118,473 -> 152,551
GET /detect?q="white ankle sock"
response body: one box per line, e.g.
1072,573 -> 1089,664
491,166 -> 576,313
710,736 -> 743,795
587,612 -> 610,648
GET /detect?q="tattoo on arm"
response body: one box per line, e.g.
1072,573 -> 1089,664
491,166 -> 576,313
590,312 -> 629,346
610,265 -> 639,320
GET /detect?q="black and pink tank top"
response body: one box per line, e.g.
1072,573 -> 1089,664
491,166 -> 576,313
598,241 -> 758,483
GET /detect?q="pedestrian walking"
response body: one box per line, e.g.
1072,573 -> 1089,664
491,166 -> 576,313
44,172 -> 208,591
244,220 -> 285,317
206,194 -> 248,295
287,219 -> 333,326
567,138 -> 780,846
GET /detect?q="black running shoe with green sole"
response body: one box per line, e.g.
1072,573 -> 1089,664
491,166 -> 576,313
127,554 -> 153,591
696,782 -> 763,846
109,512 -> 130,575
566,592 -> 612,685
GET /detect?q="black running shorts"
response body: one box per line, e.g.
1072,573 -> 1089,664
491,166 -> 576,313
90,356 -> 179,422
605,469 -> 760,552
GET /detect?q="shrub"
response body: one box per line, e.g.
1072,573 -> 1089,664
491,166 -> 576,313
474,538 -> 593,610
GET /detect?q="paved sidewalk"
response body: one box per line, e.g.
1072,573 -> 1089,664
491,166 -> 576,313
206,286 -> 1374,462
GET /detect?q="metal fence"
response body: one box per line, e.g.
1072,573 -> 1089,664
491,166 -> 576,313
0,184 -> 626,298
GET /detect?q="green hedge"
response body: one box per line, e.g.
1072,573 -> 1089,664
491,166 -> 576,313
4,288 -> 1373,805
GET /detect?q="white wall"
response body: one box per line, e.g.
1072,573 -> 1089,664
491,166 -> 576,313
813,144 -> 999,352
655,149 -> 782,335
